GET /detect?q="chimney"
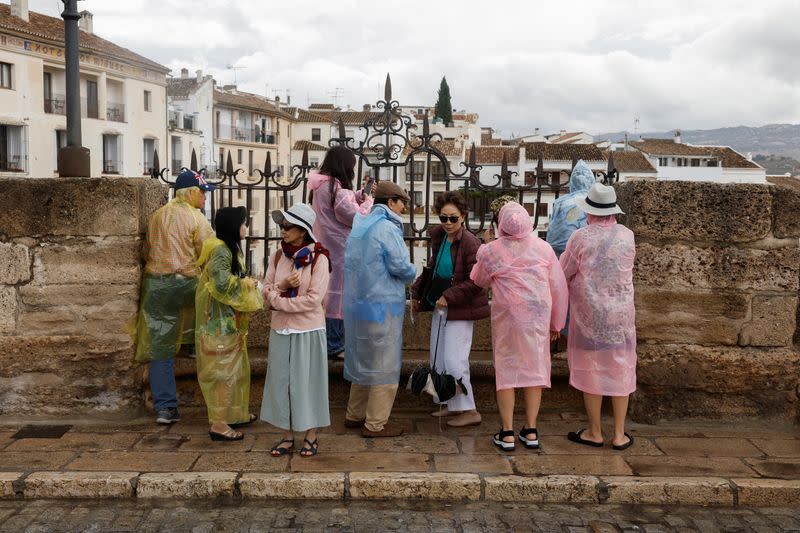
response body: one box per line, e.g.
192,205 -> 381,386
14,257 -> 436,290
196,69 -> 203,82
534,127 -> 539,136
560,129 -> 566,136
363,104 -> 370,112
180,68 -> 189,79
78,10 -> 93,34
674,129 -> 681,144
10,0 -> 28,22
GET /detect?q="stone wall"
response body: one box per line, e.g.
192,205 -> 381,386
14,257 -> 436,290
616,181 -> 800,422
0,178 -> 166,417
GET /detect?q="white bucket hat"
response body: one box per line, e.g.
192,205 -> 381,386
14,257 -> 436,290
271,203 -> 317,242
576,183 -> 624,216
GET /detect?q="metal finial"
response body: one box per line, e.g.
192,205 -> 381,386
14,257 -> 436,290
338,117 -> 346,140
226,151 -> 234,176
302,144 -> 309,167
384,73 -> 392,101
264,151 -> 272,175
190,148 -> 198,171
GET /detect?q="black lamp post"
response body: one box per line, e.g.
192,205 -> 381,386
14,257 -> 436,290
57,0 -> 90,177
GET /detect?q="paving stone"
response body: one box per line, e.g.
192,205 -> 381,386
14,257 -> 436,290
538,435 -> 663,456
132,434 -> 186,451
749,438 -> 800,457
192,452 -> 289,472
4,432 -> 141,452
514,455 -> 633,476
484,475 -> 600,503
252,433 -> 368,453
602,476 -> 734,506
136,472 -> 236,498
349,472 -> 480,500
733,478 -> 800,507
177,434 -> 255,452
744,458 -> 800,479
434,454 -> 512,474
625,456 -> 758,477
288,452 -> 429,473
0,451 -> 75,471
654,437 -> 763,457
240,473 -> 344,499
64,452 -> 197,472
458,435 -> 525,455
23,471 -> 136,498
370,435 -> 459,454
0,472 -> 21,498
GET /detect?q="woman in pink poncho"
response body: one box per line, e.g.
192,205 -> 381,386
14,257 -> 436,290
470,201 -> 568,451
308,146 -> 374,360
560,183 -> 637,451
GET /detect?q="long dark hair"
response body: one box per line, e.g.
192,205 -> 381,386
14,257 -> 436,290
214,206 -> 248,277
319,145 -> 356,206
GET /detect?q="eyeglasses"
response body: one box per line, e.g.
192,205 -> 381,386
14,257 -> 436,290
439,215 -> 460,224
280,223 -> 297,231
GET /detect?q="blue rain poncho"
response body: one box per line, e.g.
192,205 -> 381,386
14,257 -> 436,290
343,204 -> 417,385
546,160 -> 596,257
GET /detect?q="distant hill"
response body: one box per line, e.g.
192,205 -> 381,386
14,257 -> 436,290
596,124 -> 800,160
753,154 -> 800,176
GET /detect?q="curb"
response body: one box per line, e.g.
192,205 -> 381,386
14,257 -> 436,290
0,471 -> 798,507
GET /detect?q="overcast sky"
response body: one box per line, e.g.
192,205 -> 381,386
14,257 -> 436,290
28,0 -> 800,137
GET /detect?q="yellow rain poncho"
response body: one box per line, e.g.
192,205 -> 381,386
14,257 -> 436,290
131,193 -> 213,363
195,237 -> 264,424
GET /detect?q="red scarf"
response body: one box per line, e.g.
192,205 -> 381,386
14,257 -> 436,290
279,241 -> 331,297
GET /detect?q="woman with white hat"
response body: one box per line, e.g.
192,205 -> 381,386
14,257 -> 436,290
560,183 -> 637,450
260,203 -> 331,457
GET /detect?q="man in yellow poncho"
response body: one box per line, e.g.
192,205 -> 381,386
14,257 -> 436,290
132,169 -> 214,425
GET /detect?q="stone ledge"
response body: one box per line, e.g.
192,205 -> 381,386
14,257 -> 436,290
602,476 -> 734,506
136,472 -> 237,498
0,472 -> 22,499
733,478 -> 800,507
484,475 -> 599,503
349,472 -> 481,501
23,471 -> 136,499
239,473 -> 344,499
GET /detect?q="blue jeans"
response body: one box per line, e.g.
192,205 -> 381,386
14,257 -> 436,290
150,358 -> 177,411
326,318 -> 345,357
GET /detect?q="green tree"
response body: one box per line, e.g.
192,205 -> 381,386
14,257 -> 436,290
434,76 -> 453,125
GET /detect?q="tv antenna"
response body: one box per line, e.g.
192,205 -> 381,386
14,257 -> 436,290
327,87 -> 346,108
634,116 -> 640,135
226,64 -> 246,85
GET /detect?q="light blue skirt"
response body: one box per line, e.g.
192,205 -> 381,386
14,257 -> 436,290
260,329 -> 330,432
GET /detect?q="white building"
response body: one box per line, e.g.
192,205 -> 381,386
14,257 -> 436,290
166,68 -> 214,174
0,0 -> 169,177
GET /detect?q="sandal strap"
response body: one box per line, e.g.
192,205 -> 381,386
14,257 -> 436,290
520,427 -> 538,437
271,439 -> 294,450
496,429 -> 515,438
303,438 -> 318,447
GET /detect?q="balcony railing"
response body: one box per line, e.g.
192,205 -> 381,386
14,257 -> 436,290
81,98 -> 99,119
216,124 -> 277,144
102,159 -> 122,174
0,155 -> 26,172
106,102 -> 125,122
44,94 -> 66,115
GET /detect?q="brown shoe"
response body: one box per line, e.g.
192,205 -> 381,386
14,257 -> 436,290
431,408 -> 460,418
361,422 -> 404,438
344,418 -> 365,428
446,410 -> 482,427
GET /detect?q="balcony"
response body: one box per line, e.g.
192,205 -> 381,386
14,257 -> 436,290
44,94 -> 66,115
217,124 -> 277,144
102,159 -> 122,174
106,102 -> 125,122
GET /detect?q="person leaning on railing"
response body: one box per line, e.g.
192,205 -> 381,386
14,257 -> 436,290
410,191 -> 489,427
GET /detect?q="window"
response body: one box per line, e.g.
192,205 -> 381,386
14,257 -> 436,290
433,191 -> 444,205
142,138 -> 156,174
248,150 -> 254,175
549,172 -> 560,185
171,136 -> 182,175
431,161 -> 446,182
0,62 -> 12,89
310,157 -> 319,167
85,80 -> 98,118
144,91 -> 152,112
537,202 -> 548,217
54,130 -> 66,170
311,128 -> 321,142
0,124 -> 26,172
412,191 -> 423,209
690,158 -> 700,167
102,134 -> 121,174
219,147 -> 225,169
538,231 -> 548,240
237,149 -> 243,164
523,202 -> 535,216
406,160 -> 424,181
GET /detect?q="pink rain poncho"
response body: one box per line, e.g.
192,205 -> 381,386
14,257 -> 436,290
559,217 -> 637,396
308,171 -> 373,319
470,202 -> 568,390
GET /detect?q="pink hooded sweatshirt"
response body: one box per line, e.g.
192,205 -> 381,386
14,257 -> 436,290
470,202 -> 569,390
308,170 -> 373,320
559,216 -> 637,396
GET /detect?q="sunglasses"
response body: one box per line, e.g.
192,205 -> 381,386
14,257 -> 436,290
439,215 -> 461,224
280,222 -> 297,231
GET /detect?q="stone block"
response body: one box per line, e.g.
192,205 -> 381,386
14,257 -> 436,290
635,289 -> 747,345
0,472 -> 21,499
23,472 -> 136,499
484,475 -> 599,503
139,180 -> 169,235
66,452 -> 197,473
32,239 -> 140,286
239,473 -> 344,499
740,295 -> 798,347
602,476 -> 733,505
634,243 -> 800,292
0,286 -> 16,334
734,478 -> 800,507
772,184 -> 800,238
19,284 -> 139,308
615,181 -> 773,244
0,243 -> 30,284
349,472 -> 480,501
0,178 -> 155,238
136,472 -> 236,498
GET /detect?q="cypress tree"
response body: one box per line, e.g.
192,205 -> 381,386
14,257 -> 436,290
434,76 -> 453,125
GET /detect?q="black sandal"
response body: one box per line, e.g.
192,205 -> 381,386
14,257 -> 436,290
612,432 -> 634,451
270,438 -> 294,456
299,438 -> 318,457
208,428 -> 244,441
567,428 -> 604,448
519,426 -> 539,449
493,429 -> 515,451
230,414 -> 257,428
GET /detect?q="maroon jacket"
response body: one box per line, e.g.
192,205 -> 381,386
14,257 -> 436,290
411,225 -> 490,321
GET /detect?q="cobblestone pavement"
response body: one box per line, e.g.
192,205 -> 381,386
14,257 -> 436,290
1,499 -> 799,532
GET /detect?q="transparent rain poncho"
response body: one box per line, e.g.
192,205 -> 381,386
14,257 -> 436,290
194,237 -> 264,424
342,204 -> 417,385
559,217 -> 637,396
546,160 -> 595,257
470,202 -> 568,390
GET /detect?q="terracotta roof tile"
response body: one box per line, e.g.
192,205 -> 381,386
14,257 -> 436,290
705,146 -> 761,169
629,138 -> 713,156
309,103 -> 335,110
604,150 -> 657,173
0,5 -> 167,72
293,140 -> 327,151
403,139 -> 464,158
167,77 -> 202,98
465,146 -> 519,165
522,142 -> 605,162
214,89 -> 293,119
481,133 -> 502,146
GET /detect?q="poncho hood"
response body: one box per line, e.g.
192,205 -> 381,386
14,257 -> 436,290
569,160 -> 595,194
498,202 -> 532,239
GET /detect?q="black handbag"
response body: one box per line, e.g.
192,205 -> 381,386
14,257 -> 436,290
407,312 -> 467,403
419,240 -> 458,311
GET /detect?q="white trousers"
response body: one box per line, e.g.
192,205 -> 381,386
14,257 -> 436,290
429,311 -> 475,412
